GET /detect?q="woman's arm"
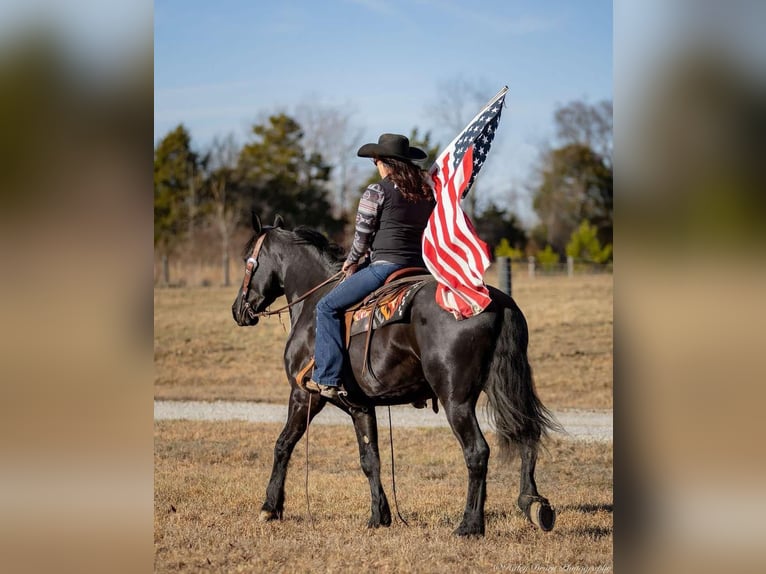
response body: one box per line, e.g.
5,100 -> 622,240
345,183 -> 384,266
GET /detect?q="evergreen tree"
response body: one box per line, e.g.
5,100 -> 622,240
237,114 -> 343,235
473,202 -> 527,258
154,124 -> 200,253
565,220 -> 613,263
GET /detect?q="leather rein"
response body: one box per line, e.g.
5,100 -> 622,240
240,229 -> 344,321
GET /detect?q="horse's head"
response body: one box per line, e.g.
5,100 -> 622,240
232,212 -> 286,326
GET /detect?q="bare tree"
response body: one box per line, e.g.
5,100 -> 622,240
428,77 -> 491,136
426,77 -> 494,218
294,98 -> 365,217
207,134 -> 240,286
554,99 -> 613,166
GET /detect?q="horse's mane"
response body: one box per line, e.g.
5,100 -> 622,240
243,227 -> 346,269
292,226 -> 346,269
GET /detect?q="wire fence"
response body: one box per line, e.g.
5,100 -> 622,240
518,256 -> 613,277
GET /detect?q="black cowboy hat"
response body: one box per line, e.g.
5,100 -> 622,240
357,133 -> 427,162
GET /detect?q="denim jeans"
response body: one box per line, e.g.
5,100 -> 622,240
312,261 -> 402,387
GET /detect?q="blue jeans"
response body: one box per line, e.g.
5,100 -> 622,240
313,261 -> 402,387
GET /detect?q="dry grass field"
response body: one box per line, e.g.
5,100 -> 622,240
155,420 -> 613,573
154,271 -> 613,410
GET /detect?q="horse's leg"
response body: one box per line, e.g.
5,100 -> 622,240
517,441 -> 556,531
443,402 -> 490,537
349,408 -> 391,528
260,387 -> 325,521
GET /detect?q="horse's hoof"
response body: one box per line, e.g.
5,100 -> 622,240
453,524 -> 485,538
529,501 -> 556,531
259,509 -> 279,522
367,517 -> 392,528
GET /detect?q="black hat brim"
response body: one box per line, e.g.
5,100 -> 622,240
357,142 -> 427,161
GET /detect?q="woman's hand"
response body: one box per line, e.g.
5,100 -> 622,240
342,261 -> 358,278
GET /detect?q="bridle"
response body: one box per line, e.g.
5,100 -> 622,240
239,231 -> 268,321
239,229 -> 345,322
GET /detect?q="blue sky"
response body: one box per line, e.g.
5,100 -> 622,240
155,0 -> 612,222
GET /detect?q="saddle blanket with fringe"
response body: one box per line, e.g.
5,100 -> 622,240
348,281 -> 428,338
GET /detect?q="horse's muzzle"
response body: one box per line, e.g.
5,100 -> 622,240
232,298 -> 259,326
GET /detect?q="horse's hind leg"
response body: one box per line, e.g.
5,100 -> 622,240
517,441 -> 556,531
350,408 -> 391,528
260,388 -> 325,521
444,402 -> 490,537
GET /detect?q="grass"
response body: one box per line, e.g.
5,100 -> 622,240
154,271 -> 613,409
155,420 -> 613,573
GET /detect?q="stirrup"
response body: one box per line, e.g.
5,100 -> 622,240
306,380 -> 346,400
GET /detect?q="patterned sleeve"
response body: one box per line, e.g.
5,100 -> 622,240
345,183 -> 385,264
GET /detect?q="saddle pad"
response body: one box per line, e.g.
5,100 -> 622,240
348,281 -> 426,337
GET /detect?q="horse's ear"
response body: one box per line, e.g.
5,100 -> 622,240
273,214 -> 284,228
251,211 -> 262,235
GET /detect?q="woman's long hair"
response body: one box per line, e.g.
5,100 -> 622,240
379,157 -> 433,202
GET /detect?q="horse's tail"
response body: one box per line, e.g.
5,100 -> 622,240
484,300 -> 561,461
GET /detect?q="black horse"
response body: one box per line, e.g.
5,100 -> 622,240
232,214 -> 559,536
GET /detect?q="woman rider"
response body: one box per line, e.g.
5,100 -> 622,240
306,133 -> 434,399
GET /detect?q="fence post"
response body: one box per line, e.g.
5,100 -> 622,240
528,255 -> 536,278
497,256 -> 512,296
222,254 -> 230,287
567,255 -> 574,277
162,255 -> 169,286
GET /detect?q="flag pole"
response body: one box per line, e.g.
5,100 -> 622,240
491,85 -> 509,104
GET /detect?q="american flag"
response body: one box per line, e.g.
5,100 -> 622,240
422,86 -> 507,319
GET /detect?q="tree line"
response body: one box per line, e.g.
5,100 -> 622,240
154,98 -> 612,279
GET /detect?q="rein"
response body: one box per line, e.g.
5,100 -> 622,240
256,271 -> 345,319
388,406 -> 409,526
240,229 -> 344,321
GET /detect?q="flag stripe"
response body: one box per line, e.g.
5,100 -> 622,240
426,164 -> 479,282
427,196 -> 484,288
435,157 -> 488,286
445,147 -> 490,270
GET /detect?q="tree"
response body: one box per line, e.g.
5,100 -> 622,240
294,99 -> 365,217
205,134 -> 242,285
410,128 -> 442,171
473,202 -> 527,258
535,245 -> 560,271
427,77 -> 491,142
154,124 -> 200,254
566,220 -> 612,263
236,114 -> 343,236
532,142 -> 613,254
426,77 -> 494,218
494,238 -> 523,260
530,98 -> 613,254
554,99 -> 612,167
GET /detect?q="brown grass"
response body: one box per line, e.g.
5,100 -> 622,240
154,271 -> 612,409
155,420 -> 613,573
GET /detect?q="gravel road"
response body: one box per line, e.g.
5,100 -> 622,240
155,400 -> 612,443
